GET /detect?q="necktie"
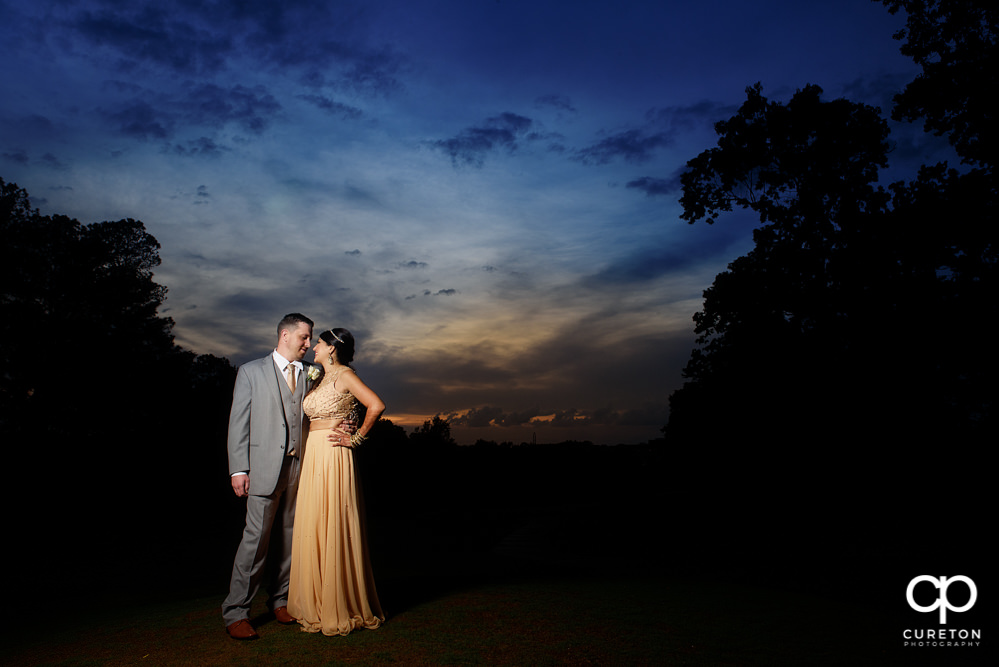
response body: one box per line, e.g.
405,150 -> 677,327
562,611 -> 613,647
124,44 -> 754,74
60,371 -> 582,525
286,364 -> 296,393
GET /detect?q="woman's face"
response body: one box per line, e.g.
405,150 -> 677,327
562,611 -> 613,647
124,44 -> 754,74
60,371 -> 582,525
313,339 -> 332,363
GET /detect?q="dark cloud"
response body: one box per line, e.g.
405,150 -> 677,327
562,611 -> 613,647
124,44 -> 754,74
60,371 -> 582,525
576,100 -> 728,166
102,101 -> 173,139
340,183 -> 382,206
840,73 -> 910,113
526,129 -> 568,155
185,84 -> 281,134
433,288 -> 458,296
535,93 -> 577,114
366,310 -> 691,437
290,46 -> 405,97
39,152 -> 69,170
429,112 -> 535,167
2,149 -> 29,165
585,246 -> 692,284
451,405 -> 505,427
575,128 -> 672,165
103,80 -> 145,95
644,100 -> 729,132
336,47 -> 405,96
626,174 -> 682,197
223,0 -> 403,88
51,0 -> 404,95
448,405 -> 538,428
617,403 -> 671,427
400,260 -> 428,269
298,94 -> 363,120
887,127 -> 958,168
171,137 -> 230,158
447,402 -> 669,430
274,178 -> 383,209
583,214 -> 756,286
345,249 -> 362,256
71,4 -> 231,75
11,114 -> 56,135
100,84 -> 280,141
495,407 -> 544,427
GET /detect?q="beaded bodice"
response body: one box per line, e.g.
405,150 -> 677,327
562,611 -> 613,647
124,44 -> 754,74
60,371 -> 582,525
303,371 -> 356,420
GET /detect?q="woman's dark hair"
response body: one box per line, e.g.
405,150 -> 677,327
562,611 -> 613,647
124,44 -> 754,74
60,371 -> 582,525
320,328 -> 355,365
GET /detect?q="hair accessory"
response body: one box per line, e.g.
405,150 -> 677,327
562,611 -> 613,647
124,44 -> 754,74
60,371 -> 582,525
328,329 -> 344,344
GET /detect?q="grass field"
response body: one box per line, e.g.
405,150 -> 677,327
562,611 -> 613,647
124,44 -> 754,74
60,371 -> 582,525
3,471 -> 991,666
2,572 -> 919,666
4,502 -> 991,667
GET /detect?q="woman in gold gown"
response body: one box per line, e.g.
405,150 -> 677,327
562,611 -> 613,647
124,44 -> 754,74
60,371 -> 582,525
288,327 -> 385,636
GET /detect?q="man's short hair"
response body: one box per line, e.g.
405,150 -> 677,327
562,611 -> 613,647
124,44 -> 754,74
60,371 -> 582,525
277,313 -> 314,338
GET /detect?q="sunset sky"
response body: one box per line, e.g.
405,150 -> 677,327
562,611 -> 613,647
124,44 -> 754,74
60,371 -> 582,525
1,0 -> 946,443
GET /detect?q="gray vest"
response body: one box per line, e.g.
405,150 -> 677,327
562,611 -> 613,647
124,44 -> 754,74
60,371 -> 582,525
275,361 -> 306,456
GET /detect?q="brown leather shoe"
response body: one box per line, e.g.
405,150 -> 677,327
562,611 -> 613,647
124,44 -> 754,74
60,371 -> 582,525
226,619 -> 259,640
273,606 -> 296,624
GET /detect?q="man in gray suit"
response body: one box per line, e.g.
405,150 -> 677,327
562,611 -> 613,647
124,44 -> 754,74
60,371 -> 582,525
222,313 -> 348,639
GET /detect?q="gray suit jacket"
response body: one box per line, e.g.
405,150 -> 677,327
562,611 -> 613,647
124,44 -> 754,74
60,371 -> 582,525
226,355 -> 318,496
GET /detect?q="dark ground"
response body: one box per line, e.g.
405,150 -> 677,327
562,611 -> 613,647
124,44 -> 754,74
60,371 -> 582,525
3,441 -> 993,665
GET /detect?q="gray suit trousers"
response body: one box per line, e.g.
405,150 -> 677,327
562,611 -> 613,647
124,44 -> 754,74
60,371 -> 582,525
221,454 -> 301,625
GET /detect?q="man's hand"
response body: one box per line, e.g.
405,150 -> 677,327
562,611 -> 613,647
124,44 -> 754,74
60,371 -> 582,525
231,474 -> 250,497
340,416 -> 358,435
328,428 -> 352,447
328,415 -> 358,447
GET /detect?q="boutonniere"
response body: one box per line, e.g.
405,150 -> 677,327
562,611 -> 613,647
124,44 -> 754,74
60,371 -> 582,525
307,365 -> 322,382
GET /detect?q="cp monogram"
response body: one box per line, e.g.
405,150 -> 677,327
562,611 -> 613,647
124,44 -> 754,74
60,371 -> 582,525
906,575 -> 977,624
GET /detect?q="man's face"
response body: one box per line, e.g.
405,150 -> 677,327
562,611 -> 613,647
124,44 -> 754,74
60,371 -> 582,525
281,322 -> 313,361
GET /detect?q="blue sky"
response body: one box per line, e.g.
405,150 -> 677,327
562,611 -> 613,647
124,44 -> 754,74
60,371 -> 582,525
1,0 -> 935,443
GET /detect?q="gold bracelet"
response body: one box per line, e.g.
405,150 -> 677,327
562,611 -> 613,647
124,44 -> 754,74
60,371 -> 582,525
350,432 -> 368,447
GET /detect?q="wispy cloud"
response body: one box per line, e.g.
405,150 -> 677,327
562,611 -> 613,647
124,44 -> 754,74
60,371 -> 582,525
429,112 -> 536,167
297,94 -> 364,120
171,137 -> 231,159
626,173 -> 682,197
575,100 -> 726,166
50,0 -> 405,92
535,93 -> 577,114
575,128 -> 673,165
2,149 -> 30,165
101,101 -> 173,140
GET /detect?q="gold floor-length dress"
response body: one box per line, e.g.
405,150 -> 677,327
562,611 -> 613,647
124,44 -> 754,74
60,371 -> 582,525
288,374 -> 384,636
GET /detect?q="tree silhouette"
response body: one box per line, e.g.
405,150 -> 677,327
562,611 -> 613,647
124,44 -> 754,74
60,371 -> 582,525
882,0 -> 998,168
879,0 -> 998,435
668,85 -> 904,446
1,177 -> 239,492
3,178 -> 240,603
410,415 -> 458,448
665,0 -> 997,466
0,179 -> 180,434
